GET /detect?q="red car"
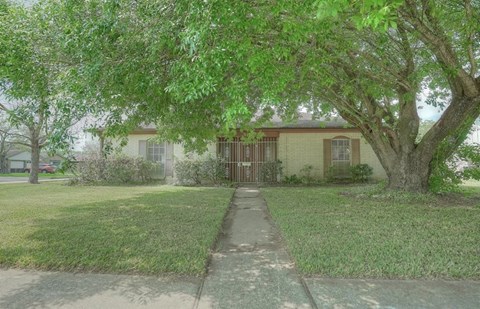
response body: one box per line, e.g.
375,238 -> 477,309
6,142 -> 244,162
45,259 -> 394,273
25,163 -> 56,174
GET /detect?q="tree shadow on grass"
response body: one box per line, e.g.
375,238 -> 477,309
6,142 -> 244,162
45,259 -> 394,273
0,187 -> 232,308
2,188 -> 230,274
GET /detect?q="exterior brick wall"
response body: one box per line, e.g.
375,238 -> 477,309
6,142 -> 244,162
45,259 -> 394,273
122,135 -> 216,160
278,132 -> 386,180
123,131 -> 387,181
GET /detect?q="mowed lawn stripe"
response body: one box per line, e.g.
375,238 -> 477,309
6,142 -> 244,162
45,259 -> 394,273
262,186 -> 480,279
0,183 -> 234,275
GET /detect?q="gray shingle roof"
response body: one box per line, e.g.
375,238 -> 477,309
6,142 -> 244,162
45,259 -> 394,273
256,112 -> 352,129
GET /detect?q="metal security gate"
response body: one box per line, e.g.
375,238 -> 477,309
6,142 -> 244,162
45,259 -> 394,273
217,137 -> 278,182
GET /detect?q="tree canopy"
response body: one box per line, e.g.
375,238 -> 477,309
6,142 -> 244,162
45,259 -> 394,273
2,0 -> 479,191
0,0 -> 90,183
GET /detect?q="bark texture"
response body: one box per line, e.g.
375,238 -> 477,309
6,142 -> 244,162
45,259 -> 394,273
29,133 -> 40,184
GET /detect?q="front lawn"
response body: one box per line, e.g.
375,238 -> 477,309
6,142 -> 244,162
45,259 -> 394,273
262,186 -> 480,279
0,183 -> 233,275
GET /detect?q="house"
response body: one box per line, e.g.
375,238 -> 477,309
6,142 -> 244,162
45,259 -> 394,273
5,149 -> 31,173
117,116 -> 387,183
4,149 -> 64,173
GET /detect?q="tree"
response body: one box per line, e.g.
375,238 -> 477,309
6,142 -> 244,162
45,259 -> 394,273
53,0 -> 479,192
0,113 -> 13,173
0,1 -> 88,183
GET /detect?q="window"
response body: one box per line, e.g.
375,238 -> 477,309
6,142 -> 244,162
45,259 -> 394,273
147,141 -> 166,164
331,139 -> 351,177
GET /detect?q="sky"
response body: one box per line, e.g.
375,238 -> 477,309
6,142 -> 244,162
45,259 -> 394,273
417,102 -> 443,121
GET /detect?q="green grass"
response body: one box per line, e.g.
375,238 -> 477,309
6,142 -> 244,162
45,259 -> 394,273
262,186 -> 480,279
0,183 -> 233,275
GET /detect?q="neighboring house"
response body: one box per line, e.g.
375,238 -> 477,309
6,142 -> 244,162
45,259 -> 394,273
5,149 -> 64,173
118,116 -> 387,183
5,150 -> 31,173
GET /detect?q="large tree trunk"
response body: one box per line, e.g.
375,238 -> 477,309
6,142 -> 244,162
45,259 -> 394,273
382,152 -> 432,193
29,137 -> 40,184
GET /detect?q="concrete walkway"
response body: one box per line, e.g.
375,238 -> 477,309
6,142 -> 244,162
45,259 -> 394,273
196,187 -> 314,309
1,186 -> 479,308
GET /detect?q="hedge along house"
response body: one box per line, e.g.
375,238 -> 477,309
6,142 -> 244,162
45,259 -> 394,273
117,116 -> 386,183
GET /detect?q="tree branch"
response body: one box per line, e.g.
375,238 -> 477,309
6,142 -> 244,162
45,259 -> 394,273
395,20 -> 420,150
465,0 -> 477,76
11,141 -> 32,148
418,95 -> 480,159
400,0 -> 478,97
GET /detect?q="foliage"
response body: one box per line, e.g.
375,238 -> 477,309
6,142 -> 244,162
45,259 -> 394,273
324,166 -> 336,183
430,143 -> 480,193
350,164 -> 373,183
174,159 -> 203,185
200,156 -> 228,185
0,1 -> 91,183
72,154 -> 154,185
9,0 -> 480,191
282,165 -> 321,185
283,164 -> 323,185
429,162 -> 462,194
0,182 -> 234,275
283,174 -> 303,185
0,114 -> 13,173
259,160 -> 283,183
299,164 -> 318,184
174,156 -> 228,186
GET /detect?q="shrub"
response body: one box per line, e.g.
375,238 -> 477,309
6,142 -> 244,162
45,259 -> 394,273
430,143 -> 480,193
325,166 -> 336,183
350,164 -> 373,183
284,174 -> 302,184
259,160 -> 283,183
300,164 -> 318,184
72,154 -> 155,185
174,159 -> 202,185
174,156 -> 228,186
201,156 -> 227,185
104,155 -> 135,183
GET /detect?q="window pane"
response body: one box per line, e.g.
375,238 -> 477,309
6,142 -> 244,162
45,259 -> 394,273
331,139 -> 351,177
146,141 -> 166,163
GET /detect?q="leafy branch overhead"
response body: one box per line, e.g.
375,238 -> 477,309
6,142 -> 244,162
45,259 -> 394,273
0,1 -> 91,183
1,0 -> 479,192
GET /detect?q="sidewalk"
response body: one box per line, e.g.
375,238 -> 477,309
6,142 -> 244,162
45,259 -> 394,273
0,269 -> 200,309
0,186 -> 479,308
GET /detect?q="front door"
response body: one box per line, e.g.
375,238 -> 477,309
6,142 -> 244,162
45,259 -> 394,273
218,137 -> 277,182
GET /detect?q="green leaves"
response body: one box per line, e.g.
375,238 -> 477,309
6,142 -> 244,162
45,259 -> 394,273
0,0 -> 92,160
2,0 -> 476,191
316,0 -> 403,30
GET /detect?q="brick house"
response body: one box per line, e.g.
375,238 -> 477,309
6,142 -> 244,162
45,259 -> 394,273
117,116 -> 386,183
